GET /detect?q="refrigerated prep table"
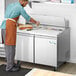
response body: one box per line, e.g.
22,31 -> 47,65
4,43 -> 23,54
15,15 -> 70,70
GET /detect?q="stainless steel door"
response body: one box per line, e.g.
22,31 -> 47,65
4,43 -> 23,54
35,35 -> 57,67
15,33 -> 34,63
5,0 -> 17,9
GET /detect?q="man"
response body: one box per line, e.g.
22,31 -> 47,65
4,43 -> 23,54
0,0 -> 40,72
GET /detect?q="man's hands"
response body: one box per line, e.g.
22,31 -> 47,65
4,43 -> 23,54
36,21 -> 40,26
30,18 -> 40,26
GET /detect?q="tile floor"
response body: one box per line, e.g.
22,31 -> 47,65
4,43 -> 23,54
0,58 -> 76,75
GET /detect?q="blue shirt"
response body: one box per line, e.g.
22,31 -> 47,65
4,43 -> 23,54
0,2 -> 31,29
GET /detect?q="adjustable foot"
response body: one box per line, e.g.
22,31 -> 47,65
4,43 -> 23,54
54,67 -> 57,71
16,61 -> 21,69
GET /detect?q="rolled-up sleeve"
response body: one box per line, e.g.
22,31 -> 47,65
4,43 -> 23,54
20,7 -> 31,22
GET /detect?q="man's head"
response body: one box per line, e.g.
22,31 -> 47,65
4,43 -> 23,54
19,0 -> 29,7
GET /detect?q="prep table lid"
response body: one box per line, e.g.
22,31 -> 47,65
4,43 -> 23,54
24,3 -> 69,27
30,15 -> 69,27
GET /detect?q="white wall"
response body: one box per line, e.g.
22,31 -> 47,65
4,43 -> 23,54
30,2 -> 76,63
0,0 -> 5,25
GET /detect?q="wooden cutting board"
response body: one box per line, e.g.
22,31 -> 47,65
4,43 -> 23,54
18,24 -> 33,30
25,68 -> 73,76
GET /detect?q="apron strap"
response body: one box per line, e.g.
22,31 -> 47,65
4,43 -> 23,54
4,18 -> 16,23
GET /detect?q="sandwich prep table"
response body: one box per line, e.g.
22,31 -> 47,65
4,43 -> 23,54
15,15 -> 70,70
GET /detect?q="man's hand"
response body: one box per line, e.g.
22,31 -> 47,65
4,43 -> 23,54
36,21 -> 40,26
30,18 -> 40,26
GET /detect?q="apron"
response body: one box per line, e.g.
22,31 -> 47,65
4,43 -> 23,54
5,16 -> 19,45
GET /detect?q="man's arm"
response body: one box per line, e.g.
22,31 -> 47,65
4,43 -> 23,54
20,7 -> 40,26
